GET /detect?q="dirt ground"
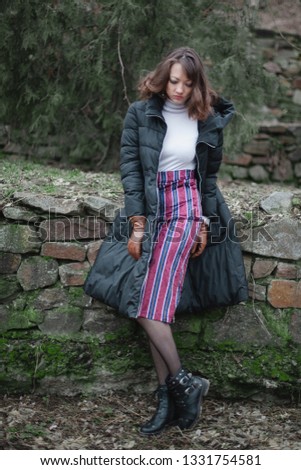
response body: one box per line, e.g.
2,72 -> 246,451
1,392 -> 301,450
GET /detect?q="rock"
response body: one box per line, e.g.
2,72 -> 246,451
252,258 -> 277,278
293,77 -> 301,89
231,166 -> 249,179
0,252 -> 22,274
288,148 -> 301,162
263,61 -> 282,74
59,261 -> 90,286
225,154 -> 252,166
0,275 -> 21,300
13,193 -> 81,216
41,242 -> 86,261
294,162 -> 301,178
243,140 -> 271,155
17,257 -> 59,291
33,288 -> 69,311
292,90 -> 301,106
259,120 -> 290,134
268,280 -> 301,308
5,307 -> 44,331
208,304 -> 273,347
249,165 -> 270,182
86,240 -> 102,265
38,306 -> 83,335
276,262 -> 299,279
289,310 -> 301,344
38,217 -> 106,242
82,309 -> 129,343
0,224 -> 41,254
243,255 -> 252,280
0,305 -> 10,332
260,191 -> 293,213
81,196 -> 120,221
241,218 -> 301,260
2,206 -> 41,222
271,158 -> 294,182
248,283 -> 267,301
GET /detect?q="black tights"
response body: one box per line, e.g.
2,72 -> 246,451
137,317 -> 181,385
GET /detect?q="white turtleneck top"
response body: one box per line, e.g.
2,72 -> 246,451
158,99 -> 198,172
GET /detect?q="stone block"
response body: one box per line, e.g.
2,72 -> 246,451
225,154 -> 252,166
17,257 -> 59,291
13,193 -> 81,216
5,308 -> 44,331
252,258 -> 277,279
3,206 -> 41,222
272,158 -> 294,182
288,148 -> 301,162
260,191 -> 293,213
39,217 -> 106,242
82,309 -> 130,343
295,162 -> 301,178
293,77 -> 301,89
86,240 -> 102,265
248,165 -> 270,182
268,280 -> 301,308
207,304 -> 272,347
248,283 -> 267,302
241,218 -> 301,260
0,224 -> 41,254
0,252 -> 22,274
0,275 -> 21,300
289,310 -> 301,344
293,90 -> 301,106
81,196 -> 120,221
276,262 -> 298,279
33,287 -> 69,310
38,306 -> 83,335
59,262 -> 90,286
0,305 -> 10,332
243,255 -> 252,281
263,61 -> 282,74
41,242 -> 86,261
244,140 -> 271,155
231,166 -> 248,179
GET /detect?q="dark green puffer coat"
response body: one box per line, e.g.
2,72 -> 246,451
84,94 -> 248,318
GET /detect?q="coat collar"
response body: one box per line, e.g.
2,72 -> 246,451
145,94 -> 235,148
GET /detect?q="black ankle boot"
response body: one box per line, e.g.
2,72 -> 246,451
166,368 -> 210,430
139,384 -> 176,436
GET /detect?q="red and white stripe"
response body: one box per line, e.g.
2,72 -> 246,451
137,170 -> 202,323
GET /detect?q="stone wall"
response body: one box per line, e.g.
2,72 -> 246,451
222,30 -> 301,184
1,189 -> 301,400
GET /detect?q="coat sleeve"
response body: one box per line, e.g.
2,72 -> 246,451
120,103 -> 145,218
201,97 -> 235,230
201,130 -> 223,220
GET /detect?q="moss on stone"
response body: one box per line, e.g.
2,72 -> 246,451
260,304 -> 293,343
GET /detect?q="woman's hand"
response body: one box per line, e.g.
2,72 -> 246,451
190,222 -> 208,258
128,216 -> 146,260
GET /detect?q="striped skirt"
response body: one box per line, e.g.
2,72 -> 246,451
137,169 -> 202,324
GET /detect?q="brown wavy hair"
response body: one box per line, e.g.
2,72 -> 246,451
138,47 -> 217,121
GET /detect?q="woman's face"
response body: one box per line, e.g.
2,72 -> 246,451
165,62 -> 193,105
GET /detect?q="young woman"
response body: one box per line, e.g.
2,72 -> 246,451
85,47 -> 248,436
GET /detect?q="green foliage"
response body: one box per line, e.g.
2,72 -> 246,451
0,0 -> 277,169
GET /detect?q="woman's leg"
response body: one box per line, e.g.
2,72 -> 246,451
148,340 -> 170,385
138,316 -> 209,432
138,320 -> 179,435
137,317 -> 181,376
